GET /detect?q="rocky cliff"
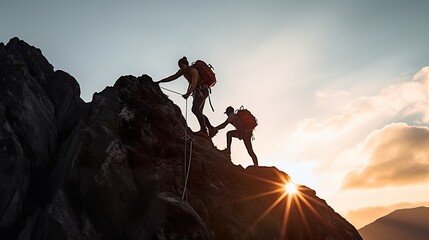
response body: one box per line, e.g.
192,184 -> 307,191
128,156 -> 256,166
0,38 -> 362,240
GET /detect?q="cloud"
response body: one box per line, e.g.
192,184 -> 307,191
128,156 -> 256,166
342,123 -> 429,189
301,66 -> 429,135
287,66 -> 429,164
345,201 -> 429,229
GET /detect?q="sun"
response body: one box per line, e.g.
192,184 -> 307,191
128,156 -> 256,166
241,174 -> 320,239
284,182 -> 298,195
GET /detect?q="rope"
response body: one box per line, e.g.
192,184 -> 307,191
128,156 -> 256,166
182,138 -> 193,200
182,99 -> 188,200
160,86 -> 183,96
181,98 -> 196,200
159,85 -> 193,201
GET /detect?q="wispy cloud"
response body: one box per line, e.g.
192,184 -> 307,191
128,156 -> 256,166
288,66 -> 429,165
302,67 -> 429,134
342,123 -> 429,189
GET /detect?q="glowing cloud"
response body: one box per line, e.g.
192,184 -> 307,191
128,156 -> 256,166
287,66 -> 429,165
300,67 -> 429,136
342,123 -> 429,189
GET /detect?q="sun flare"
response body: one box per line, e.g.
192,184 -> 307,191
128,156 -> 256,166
242,173 -> 321,239
285,182 -> 298,195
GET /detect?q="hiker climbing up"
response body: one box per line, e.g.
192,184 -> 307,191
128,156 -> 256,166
157,57 -> 217,137
212,106 -> 259,166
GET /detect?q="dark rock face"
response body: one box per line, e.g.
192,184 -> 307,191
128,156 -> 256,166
0,37 -> 85,239
0,38 -> 362,240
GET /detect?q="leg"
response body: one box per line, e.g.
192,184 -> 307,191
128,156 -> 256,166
192,93 -> 207,132
243,137 -> 258,166
226,130 -> 238,151
198,88 -> 214,130
204,115 -> 214,129
205,112 -> 220,138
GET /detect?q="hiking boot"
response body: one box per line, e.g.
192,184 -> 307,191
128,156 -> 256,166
208,128 -> 218,138
193,130 -> 208,138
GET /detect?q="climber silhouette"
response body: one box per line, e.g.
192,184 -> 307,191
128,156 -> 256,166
213,106 -> 259,166
157,57 -> 217,137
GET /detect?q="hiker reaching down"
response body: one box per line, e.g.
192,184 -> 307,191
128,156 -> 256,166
157,56 -> 217,138
213,106 -> 259,166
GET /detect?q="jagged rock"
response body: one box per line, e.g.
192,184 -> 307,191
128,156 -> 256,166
0,38 -> 362,240
130,192 -> 214,240
17,190 -> 93,240
0,38 -> 85,238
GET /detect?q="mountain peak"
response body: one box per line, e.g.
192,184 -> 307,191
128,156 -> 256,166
359,206 -> 429,240
0,38 -> 362,240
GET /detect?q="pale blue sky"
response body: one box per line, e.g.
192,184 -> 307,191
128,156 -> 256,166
2,0 -> 429,224
2,1 -> 428,100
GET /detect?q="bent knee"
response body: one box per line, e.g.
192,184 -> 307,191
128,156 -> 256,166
192,107 -> 201,114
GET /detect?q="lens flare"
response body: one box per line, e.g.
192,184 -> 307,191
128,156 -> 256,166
285,182 -> 298,195
240,172 -> 321,239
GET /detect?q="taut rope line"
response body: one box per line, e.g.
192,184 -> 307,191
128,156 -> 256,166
159,86 -> 193,201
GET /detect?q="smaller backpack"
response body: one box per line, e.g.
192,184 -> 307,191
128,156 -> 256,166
236,106 -> 257,130
192,60 -> 217,87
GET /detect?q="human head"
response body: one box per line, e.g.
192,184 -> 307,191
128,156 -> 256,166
224,106 -> 234,116
178,56 -> 189,70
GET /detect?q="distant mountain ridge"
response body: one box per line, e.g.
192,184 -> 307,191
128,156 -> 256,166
359,206 -> 429,240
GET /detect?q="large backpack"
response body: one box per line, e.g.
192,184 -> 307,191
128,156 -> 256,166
192,60 -> 217,87
236,106 -> 257,130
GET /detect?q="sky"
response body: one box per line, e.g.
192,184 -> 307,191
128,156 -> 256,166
2,0 -> 429,229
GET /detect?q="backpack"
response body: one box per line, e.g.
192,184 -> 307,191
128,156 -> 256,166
236,106 -> 257,130
192,60 -> 217,87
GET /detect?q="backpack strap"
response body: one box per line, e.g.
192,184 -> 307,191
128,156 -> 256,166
208,87 -> 215,112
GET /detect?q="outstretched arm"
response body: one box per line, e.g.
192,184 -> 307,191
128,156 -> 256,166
157,69 -> 182,83
215,119 -> 229,130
